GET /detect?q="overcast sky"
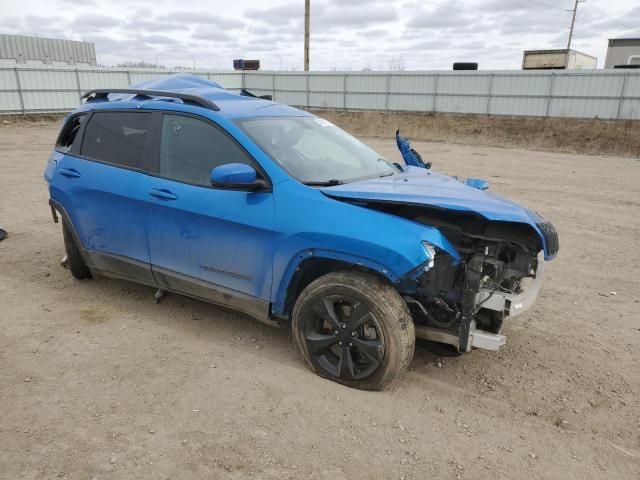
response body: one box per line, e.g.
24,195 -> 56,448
1,0 -> 638,70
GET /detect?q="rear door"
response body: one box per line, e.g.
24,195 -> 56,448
145,113 -> 276,317
51,110 -> 155,284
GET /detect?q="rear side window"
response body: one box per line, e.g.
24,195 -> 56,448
81,112 -> 151,169
159,114 -> 257,187
56,114 -> 87,153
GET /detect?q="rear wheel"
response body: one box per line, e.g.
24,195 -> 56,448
62,221 -> 91,280
292,271 -> 415,390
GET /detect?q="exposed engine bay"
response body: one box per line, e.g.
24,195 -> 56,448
354,201 -> 550,352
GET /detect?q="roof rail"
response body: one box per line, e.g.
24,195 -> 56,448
81,88 -> 220,111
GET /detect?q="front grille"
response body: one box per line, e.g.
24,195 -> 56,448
537,221 -> 559,256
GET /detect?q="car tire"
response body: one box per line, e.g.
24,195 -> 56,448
62,221 -> 92,280
292,271 -> 415,391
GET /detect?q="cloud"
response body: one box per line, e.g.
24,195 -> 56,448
406,6 -> 476,29
156,11 -> 244,29
191,28 -> 232,42
1,0 -> 638,70
315,3 -> 397,29
141,34 -> 180,45
245,3 -> 302,23
70,14 -> 122,30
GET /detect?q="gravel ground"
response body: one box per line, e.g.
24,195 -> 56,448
0,122 -> 639,479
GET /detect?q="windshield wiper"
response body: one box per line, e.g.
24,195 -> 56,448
303,179 -> 344,186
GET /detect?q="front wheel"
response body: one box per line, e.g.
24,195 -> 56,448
292,271 -> 415,390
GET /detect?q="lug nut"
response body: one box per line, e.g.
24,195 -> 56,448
351,331 -> 356,337
338,341 -> 343,346
348,342 -> 353,347
334,330 -> 339,335
341,323 -> 347,329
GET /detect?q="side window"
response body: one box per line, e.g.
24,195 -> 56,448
56,113 -> 87,153
81,112 -> 151,169
159,114 -> 257,187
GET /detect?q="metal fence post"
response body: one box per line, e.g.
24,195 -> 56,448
14,67 -> 25,114
545,73 -> 556,117
343,73 -> 347,110
306,73 -> 310,109
385,73 -> 391,111
486,73 -> 494,116
433,73 -> 439,113
272,72 -> 276,101
126,70 -> 132,85
74,68 -> 82,101
616,72 -> 628,119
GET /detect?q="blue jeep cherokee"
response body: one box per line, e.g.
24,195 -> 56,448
45,74 -> 558,390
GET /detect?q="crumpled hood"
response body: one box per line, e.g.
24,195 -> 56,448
320,167 -> 556,259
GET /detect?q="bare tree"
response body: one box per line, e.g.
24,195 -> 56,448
387,56 -> 406,71
116,61 -> 164,69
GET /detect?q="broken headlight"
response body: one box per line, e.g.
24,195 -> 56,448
422,241 -> 437,269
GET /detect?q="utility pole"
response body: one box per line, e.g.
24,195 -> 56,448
566,0 -> 582,51
304,0 -> 310,71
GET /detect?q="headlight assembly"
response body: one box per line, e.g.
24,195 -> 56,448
422,241 -> 437,269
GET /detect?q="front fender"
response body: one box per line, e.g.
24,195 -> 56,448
271,247 -> 400,314
270,180 -> 460,314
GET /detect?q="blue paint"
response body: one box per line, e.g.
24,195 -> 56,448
320,167 -> 556,260
211,163 -> 257,185
464,177 -> 489,190
45,74 -> 557,320
395,130 -> 429,168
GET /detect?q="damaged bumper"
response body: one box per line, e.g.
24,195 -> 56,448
475,253 -> 544,318
409,252 -> 545,353
415,323 -> 507,352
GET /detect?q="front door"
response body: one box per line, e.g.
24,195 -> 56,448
145,113 -> 276,318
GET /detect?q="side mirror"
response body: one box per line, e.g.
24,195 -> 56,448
211,163 -> 267,190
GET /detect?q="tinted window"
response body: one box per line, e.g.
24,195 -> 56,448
159,114 -> 256,187
81,112 -> 151,168
56,113 -> 87,153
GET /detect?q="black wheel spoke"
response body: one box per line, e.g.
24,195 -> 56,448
304,294 -> 385,383
337,345 -> 356,380
322,297 -> 342,330
347,302 -> 371,331
351,337 -> 382,363
306,332 -> 339,354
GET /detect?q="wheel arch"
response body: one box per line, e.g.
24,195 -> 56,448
49,198 -> 87,256
271,250 -> 399,319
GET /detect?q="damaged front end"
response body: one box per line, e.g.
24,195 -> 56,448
321,183 -> 558,353
318,135 -> 559,353
393,204 -> 556,353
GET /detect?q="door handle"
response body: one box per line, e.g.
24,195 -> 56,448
59,168 -> 81,178
149,188 -> 178,201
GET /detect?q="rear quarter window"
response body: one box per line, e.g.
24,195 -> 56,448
56,113 -> 87,153
81,111 -> 152,169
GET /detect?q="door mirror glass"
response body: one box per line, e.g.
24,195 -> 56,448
211,163 -> 258,187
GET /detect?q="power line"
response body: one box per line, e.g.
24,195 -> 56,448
499,0 -> 571,13
419,0 -> 569,31
526,0 -> 573,12
584,2 -> 634,31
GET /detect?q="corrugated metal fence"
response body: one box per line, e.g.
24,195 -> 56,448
1,65 -> 639,120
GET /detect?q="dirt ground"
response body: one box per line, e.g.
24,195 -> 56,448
313,109 -> 640,159
1,121 -> 639,480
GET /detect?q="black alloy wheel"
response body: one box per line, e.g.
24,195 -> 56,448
292,271 -> 415,390
304,294 -> 384,381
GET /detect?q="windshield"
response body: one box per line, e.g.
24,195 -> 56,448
237,117 -> 397,185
